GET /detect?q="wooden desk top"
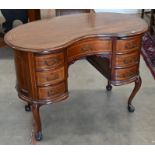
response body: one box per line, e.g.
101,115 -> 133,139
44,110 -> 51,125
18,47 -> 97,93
4,13 -> 148,52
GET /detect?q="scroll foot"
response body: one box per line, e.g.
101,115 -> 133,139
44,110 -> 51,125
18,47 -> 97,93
106,81 -> 112,91
35,131 -> 43,141
127,76 -> 142,113
128,104 -> 135,112
25,104 -> 31,112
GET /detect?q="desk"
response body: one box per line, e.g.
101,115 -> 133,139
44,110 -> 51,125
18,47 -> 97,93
4,13 -> 148,141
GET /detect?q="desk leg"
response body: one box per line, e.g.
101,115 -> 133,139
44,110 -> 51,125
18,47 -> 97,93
32,104 -> 43,141
128,76 -> 142,112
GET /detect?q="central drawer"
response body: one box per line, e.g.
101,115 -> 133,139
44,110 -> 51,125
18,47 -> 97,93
67,39 -> 112,62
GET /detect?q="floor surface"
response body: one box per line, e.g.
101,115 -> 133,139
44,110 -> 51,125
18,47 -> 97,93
0,47 -> 155,145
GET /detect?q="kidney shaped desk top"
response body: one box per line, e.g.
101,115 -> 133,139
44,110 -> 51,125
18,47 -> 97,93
5,13 -> 147,51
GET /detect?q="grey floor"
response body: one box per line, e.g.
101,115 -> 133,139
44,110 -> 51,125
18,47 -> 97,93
0,46 -> 155,145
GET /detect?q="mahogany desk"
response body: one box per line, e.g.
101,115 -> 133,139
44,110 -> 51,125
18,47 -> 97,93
4,13 -> 148,141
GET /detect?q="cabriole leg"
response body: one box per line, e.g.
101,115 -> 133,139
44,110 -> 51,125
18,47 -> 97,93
106,80 -> 112,91
128,76 -> 142,112
32,104 -> 43,141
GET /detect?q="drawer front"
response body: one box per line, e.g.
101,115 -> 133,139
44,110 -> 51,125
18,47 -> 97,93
116,37 -> 141,52
114,65 -> 139,81
36,67 -> 65,86
115,50 -> 140,68
67,39 -> 112,62
38,82 -> 66,100
35,53 -> 64,70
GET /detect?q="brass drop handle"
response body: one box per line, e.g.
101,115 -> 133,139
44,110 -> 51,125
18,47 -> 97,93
47,90 -> 56,96
44,58 -> 60,66
125,43 -> 138,49
81,44 -> 92,52
124,58 -> 133,64
123,57 -> 138,64
46,74 -> 59,81
122,71 -> 136,78
117,71 -> 137,78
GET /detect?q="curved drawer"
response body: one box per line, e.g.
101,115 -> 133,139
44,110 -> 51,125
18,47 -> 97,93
115,50 -> 140,68
67,39 -> 112,62
35,52 -> 64,70
113,65 -> 139,81
36,67 -> 65,86
116,37 -> 141,53
38,82 -> 66,100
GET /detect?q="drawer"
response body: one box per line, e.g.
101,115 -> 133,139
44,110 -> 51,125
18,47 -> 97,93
36,67 -> 65,86
38,82 -> 66,100
113,65 -> 139,81
35,52 -> 64,70
116,37 -> 141,52
67,39 -> 112,62
115,50 -> 140,68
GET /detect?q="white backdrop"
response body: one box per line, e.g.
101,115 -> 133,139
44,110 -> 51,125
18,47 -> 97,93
95,9 -> 141,14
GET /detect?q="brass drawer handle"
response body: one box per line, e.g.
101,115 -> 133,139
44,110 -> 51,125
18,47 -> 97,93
125,43 -> 138,49
122,71 -> 136,78
44,58 -> 60,66
46,74 -> 59,81
123,57 -> 138,64
117,70 -> 137,78
81,44 -> 93,52
47,90 -> 56,96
